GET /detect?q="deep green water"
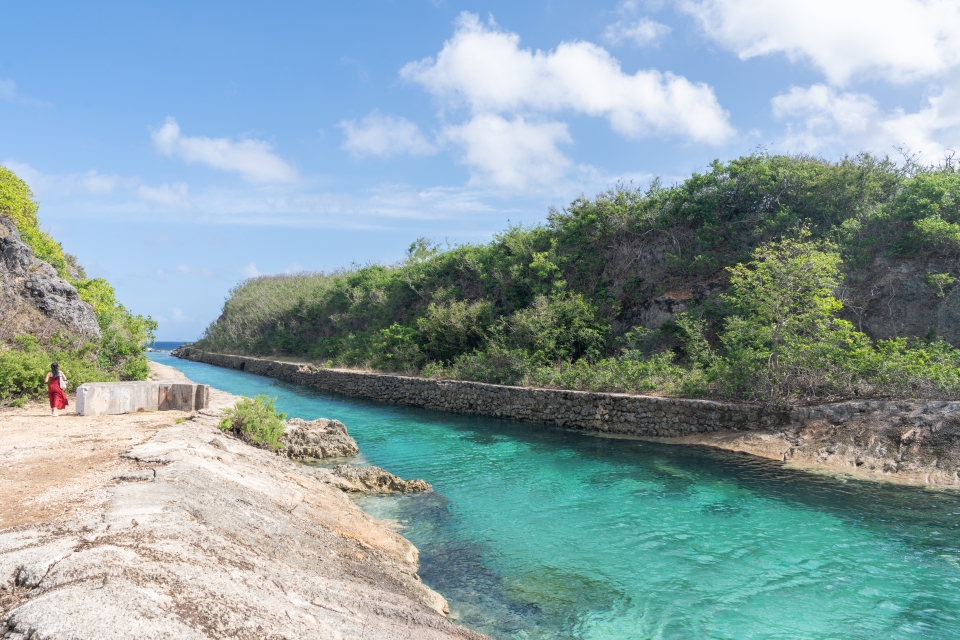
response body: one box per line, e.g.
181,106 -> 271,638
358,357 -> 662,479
150,352 -> 960,639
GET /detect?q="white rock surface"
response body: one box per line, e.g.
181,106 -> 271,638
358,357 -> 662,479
0,413 -> 487,640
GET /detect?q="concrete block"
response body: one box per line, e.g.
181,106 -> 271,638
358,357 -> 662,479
76,381 -> 210,415
76,382 -> 160,416
195,384 -> 210,411
158,383 -> 198,411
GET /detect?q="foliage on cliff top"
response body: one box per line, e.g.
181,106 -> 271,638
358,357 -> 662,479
0,164 -> 156,401
197,153 -> 960,404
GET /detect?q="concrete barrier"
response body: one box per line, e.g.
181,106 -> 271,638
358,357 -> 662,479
76,381 -> 210,416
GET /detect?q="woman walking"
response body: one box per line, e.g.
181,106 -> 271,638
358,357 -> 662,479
45,363 -> 68,416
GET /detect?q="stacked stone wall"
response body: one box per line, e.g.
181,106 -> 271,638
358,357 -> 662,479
174,348 -> 803,436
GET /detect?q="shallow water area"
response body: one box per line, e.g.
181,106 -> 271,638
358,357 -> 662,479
150,352 -> 960,639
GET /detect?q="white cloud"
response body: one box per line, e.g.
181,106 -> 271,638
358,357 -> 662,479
771,83 -> 960,158
138,182 -> 190,208
684,0 -> 960,85
170,307 -> 193,324
2,161 -> 134,197
443,115 -> 573,189
401,12 -> 733,144
605,18 -> 671,47
151,117 -> 298,184
240,262 -> 261,278
339,112 -> 437,157
0,79 -> 52,107
176,264 -> 214,278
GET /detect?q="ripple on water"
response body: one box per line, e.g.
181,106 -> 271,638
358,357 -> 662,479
151,353 -> 960,639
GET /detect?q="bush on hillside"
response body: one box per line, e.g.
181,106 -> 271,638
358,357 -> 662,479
0,336 -> 114,402
194,153 -> 960,404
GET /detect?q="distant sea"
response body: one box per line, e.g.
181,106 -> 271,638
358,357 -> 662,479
149,341 -> 187,352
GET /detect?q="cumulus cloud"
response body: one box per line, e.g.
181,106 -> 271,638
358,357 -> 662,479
401,12 -> 733,144
771,83 -> 960,158
151,118 -> 298,184
0,79 -> 52,107
604,18 -> 671,47
339,112 -> 437,157
240,262 -> 261,278
684,0 -> 960,85
443,115 -> 573,189
137,182 -> 190,208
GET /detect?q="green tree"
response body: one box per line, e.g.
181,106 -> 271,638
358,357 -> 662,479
715,234 -> 862,401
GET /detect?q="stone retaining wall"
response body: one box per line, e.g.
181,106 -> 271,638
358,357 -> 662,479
174,347 -> 803,436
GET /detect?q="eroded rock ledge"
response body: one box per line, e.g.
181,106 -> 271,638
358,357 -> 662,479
0,409 -> 485,640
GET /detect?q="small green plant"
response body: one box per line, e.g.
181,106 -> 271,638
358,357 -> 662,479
10,396 -> 26,408
218,395 -> 287,449
926,273 -> 956,298
174,418 -> 184,424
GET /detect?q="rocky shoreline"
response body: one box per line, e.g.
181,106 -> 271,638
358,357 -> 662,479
0,362 -> 487,640
174,348 -> 960,488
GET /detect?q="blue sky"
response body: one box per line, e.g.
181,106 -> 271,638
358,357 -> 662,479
3,0 -> 959,340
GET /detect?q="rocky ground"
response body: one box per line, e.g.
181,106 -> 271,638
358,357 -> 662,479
643,400 -> 960,488
0,362 -> 487,640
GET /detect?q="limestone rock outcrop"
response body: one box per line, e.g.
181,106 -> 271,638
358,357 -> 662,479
280,417 -> 360,459
323,463 -> 432,493
0,216 -> 100,343
0,417 -> 483,639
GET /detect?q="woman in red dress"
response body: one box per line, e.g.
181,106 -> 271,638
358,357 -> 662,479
45,362 -> 68,416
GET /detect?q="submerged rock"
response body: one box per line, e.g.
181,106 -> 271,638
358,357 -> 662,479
326,463 -> 432,494
280,417 -> 360,459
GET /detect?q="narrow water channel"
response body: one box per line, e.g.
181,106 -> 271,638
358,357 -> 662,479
150,352 -> 960,639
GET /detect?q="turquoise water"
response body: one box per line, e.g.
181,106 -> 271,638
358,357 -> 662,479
150,352 -> 960,639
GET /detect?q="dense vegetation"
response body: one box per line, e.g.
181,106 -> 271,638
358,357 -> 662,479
0,164 -> 155,404
197,153 -> 960,404
218,395 -> 288,449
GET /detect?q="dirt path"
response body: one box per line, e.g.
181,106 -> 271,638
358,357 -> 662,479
0,362 -> 195,529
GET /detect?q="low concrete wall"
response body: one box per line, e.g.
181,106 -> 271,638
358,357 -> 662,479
173,347 -> 800,436
76,381 -> 210,416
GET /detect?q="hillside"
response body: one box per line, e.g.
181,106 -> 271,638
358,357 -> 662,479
196,153 -> 960,404
0,164 -> 155,402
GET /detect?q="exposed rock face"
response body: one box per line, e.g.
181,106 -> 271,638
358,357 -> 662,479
841,256 -> 960,346
0,416 -> 486,640
323,463 -> 432,493
281,417 -> 360,459
0,216 -> 100,342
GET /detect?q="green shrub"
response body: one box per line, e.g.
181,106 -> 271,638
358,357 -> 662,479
503,292 -> 609,364
449,345 -> 532,386
926,273 -> 956,298
417,300 -> 494,363
0,164 -> 69,275
0,336 -> 114,402
218,395 -> 287,449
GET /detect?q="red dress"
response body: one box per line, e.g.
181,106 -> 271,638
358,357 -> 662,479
48,375 -> 68,410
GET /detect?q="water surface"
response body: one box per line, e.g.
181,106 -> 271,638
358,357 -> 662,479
150,352 -> 960,639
